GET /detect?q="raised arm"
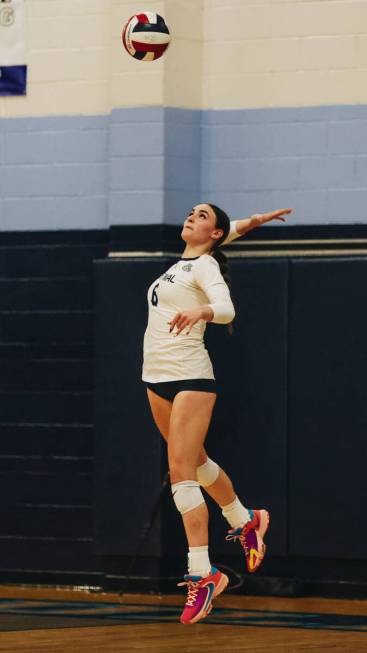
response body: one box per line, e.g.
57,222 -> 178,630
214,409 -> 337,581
223,208 -> 293,245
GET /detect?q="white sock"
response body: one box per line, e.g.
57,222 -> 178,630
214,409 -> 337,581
188,545 -> 211,578
221,496 -> 251,529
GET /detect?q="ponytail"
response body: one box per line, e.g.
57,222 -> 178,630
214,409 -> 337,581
208,204 -> 234,335
211,247 -> 231,289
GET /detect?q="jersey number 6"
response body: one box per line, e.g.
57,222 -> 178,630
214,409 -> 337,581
151,283 -> 159,306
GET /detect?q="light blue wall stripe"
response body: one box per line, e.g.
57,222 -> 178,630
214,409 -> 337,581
201,105 -> 367,124
108,107 -> 165,226
5,130 -> 107,164
1,105 -> 367,230
201,105 -> 367,224
108,107 -> 201,226
164,109 -> 201,224
2,196 -> 108,231
0,113 -> 109,231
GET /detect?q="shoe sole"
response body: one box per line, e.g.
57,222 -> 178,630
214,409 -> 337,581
258,509 -> 270,540
182,573 -> 229,625
248,509 -> 270,574
213,572 -> 229,600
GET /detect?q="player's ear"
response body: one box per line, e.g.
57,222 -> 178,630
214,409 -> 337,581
212,229 -> 224,242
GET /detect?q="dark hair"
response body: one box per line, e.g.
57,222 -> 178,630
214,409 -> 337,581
207,203 -> 234,334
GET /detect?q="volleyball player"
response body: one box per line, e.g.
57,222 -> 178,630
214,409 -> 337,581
143,203 -> 292,624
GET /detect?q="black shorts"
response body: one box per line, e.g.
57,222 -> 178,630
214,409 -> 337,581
145,379 -> 217,402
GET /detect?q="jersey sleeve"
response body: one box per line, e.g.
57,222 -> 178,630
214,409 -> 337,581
193,255 -> 235,325
222,220 -> 241,246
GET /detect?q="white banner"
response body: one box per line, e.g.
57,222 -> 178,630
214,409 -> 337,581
0,0 -> 27,95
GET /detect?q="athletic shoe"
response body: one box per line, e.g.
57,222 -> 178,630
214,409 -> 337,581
225,508 -> 270,573
178,566 -> 229,624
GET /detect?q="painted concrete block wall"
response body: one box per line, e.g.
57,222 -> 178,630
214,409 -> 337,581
0,1 -> 113,230
203,0 -> 367,109
109,106 -> 201,226
109,1 -> 203,226
0,0 -> 203,230
112,1 -> 203,110
0,114 -> 109,230
2,0 -> 111,118
109,107 -> 165,227
201,105 -> 367,224
201,0 -> 367,225
0,0 -> 367,230
164,108 -> 201,223
1,0 -> 202,119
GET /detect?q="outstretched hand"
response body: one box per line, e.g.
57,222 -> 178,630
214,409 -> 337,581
251,208 -> 293,225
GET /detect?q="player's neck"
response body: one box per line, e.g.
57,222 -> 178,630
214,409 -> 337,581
181,243 -> 211,259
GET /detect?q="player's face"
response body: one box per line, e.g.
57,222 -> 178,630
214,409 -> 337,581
181,204 -> 224,246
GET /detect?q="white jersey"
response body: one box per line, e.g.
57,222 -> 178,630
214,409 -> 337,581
142,221 -> 241,383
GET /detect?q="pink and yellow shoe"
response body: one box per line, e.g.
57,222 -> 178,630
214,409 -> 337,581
226,509 -> 270,573
178,566 -> 229,624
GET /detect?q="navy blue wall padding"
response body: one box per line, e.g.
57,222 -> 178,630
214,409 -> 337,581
202,260 -> 289,557
94,257 -> 289,558
0,232 -> 105,579
94,259 -> 166,555
288,258 -> 367,558
94,255 -> 367,561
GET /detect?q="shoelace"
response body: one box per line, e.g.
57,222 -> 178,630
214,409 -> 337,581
177,580 -> 200,607
225,530 -> 249,556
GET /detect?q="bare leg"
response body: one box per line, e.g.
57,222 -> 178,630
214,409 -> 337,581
147,388 -> 236,508
146,388 -> 266,579
204,469 -> 235,506
168,390 -> 216,547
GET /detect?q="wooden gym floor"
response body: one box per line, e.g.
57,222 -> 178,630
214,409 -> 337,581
0,585 -> 366,652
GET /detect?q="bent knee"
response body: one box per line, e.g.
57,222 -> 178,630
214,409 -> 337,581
169,457 -> 197,484
196,457 -> 220,487
171,480 -> 205,515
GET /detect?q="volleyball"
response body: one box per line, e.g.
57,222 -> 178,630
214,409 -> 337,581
122,12 -> 171,62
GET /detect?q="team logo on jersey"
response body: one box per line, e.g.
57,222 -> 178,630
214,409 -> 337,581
182,263 -> 193,272
0,2 -> 14,28
162,272 -> 175,283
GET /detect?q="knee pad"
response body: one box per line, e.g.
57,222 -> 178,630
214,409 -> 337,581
171,480 -> 205,515
197,457 -> 220,487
